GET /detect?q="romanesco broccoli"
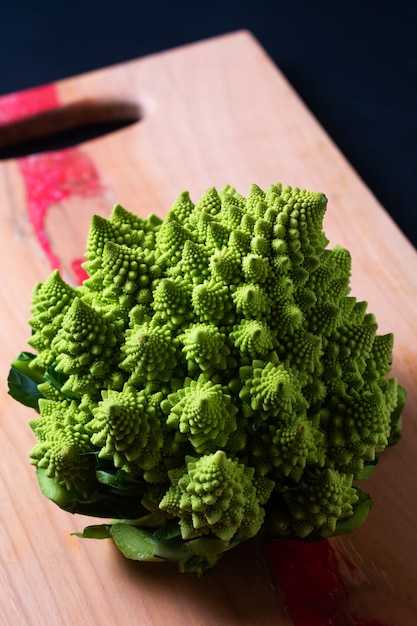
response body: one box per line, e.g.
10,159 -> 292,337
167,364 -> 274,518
8,182 -> 405,574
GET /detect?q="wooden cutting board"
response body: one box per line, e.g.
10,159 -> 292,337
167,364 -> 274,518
1,30 -> 416,625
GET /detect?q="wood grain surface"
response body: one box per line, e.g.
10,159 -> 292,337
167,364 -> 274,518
1,30 -> 416,625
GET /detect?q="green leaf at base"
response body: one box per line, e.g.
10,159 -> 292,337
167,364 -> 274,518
7,352 -> 44,411
73,525 -> 112,540
35,467 -> 150,519
110,524 -> 165,562
74,519 -> 243,574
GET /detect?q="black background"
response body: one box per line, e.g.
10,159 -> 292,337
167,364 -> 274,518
1,1 -> 416,246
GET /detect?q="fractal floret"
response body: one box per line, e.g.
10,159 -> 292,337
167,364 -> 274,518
8,183 -> 405,574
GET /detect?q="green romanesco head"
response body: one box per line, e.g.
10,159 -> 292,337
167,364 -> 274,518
161,375 -> 239,455
283,468 -> 359,538
159,450 -> 272,541
29,397 -> 95,496
88,385 -> 164,473
27,270 -> 78,372
14,182 -> 404,566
